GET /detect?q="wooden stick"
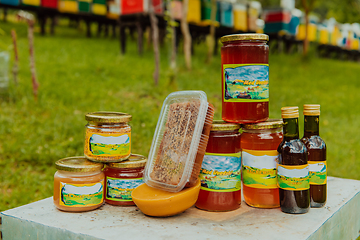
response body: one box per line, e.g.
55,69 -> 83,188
11,29 -> 19,85
149,0 -> 160,85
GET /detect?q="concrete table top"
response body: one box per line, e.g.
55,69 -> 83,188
1,176 -> 359,240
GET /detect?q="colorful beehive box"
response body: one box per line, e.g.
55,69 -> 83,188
296,23 -> 317,42
107,0 -> 121,19
92,0 -> 106,15
78,0 -> 91,13
121,0 -> 163,15
21,0 -> 40,6
318,27 -> 329,45
248,1 -> 261,32
263,8 -> 291,34
170,0 -> 182,20
187,0 -> 201,24
59,0 -> 78,13
233,3 -> 247,32
201,0 -> 220,24
330,25 -> 340,46
0,0 -> 20,6
41,0 -> 57,8
219,1 -> 233,28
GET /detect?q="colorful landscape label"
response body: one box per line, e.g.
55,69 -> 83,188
309,161 -> 327,185
242,149 -> 279,189
84,129 -> 131,157
199,152 -> 241,192
59,181 -> 103,207
106,177 -> 143,202
223,64 -> 269,102
277,164 -> 310,191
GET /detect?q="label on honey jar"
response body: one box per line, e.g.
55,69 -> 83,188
223,64 -> 269,102
59,181 -> 104,207
277,164 -> 310,191
106,177 -> 144,201
242,149 -> 278,189
84,129 -> 131,158
308,161 -> 327,185
199,152 -> 241,192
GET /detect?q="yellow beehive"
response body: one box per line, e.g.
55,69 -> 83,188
351,38 -> 359,50
59,0 -> 78,13
330,26 -> 340,46
319,28 -> 329,45
187,0 -> 201,24
22,0 -> 40,6
233,3 -> 247,32
296,23 -> 317,42
93,3 -> 107,15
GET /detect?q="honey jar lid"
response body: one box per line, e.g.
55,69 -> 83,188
281,106 -> 299,119
107,154 -> 147,169
243,119 -> 283,130
220,33 -> 269,43
303,104 -> 320,116
211,120 -> 240,131
85,111 -> 132,124
55,156 -> 104,172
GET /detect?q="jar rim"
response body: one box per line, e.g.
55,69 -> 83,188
55,156 -> 104,172
85,111 -> 132,124
243,119 -> 283,130
106,154 -> 147,169
220,34 -> 269,43
211,120 -> 240,131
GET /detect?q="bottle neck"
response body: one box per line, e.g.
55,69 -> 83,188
303,115 -> 320,137
283,118 -> 299,141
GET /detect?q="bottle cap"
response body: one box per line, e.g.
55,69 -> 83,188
107,154 -> 147,169
243,119 -> 283,130
55,156 -> 104,172
281,106 -> 299,119
85,111 -> 132,124
303,104 -> 320,116
220,33 -> 269,43
211,120 -> 240,131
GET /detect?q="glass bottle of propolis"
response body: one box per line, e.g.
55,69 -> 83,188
301,104 -> 327,208
277,107 -> 310,214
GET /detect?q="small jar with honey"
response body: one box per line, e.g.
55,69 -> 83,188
104,154 -> 147,206
84,111 -> 132,163
53,156 -> 105,212
241,119 -> 283,208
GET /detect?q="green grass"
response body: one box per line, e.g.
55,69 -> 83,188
0,17 -> 360,212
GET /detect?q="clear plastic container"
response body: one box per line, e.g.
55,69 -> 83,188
144,91 -> 214,192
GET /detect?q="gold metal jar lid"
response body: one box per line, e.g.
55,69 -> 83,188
220,33 -> 269,43
281,106 -> 299,119
211,120 -> 240,131
85,111 -> 132,124
243,119 -> 283,130
106,154 -> 147,169
303,104 -> 320,116
55,156 -> 104,172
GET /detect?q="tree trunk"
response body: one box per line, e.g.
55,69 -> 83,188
206,0 -> 217,63
28,20 -> 39,100
149,0 -> 160,85
181,0 -> 192,70
11,29 -> 19,85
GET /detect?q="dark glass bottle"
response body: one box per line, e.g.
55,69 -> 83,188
301,104 -> 327,208
277,107 -> 310,214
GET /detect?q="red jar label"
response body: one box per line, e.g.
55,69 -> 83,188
199,152 -> 241,192
223,64 -> 269,102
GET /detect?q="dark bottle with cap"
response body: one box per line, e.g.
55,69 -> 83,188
277,106 -> 310,214
301,104 -> 327,208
